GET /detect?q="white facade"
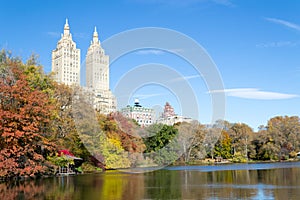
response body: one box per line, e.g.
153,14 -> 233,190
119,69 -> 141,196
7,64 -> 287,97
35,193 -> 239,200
86,27 -> 109,91
52,19 -> 80,85
121,99 -> 155,127
156,102 -> 193,125
85,27 -> 116,114
157,115 -> 193,126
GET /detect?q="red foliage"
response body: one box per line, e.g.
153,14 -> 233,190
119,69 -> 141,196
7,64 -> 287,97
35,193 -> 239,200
58,149 -> 74,157
0,65 -> 56,179
106,112 -> 145,153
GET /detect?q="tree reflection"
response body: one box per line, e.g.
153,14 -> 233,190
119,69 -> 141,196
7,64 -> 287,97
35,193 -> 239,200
1,164 -> 300,199
144,170 -> 182,199
179,167 -> 300,199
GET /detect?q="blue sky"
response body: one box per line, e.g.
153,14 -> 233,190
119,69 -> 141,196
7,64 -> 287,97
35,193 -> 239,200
1,0 -> 300,130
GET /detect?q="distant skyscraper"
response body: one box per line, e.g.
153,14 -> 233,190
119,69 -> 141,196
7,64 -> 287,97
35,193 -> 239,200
86,27 -> 109,90
51,19 -> 80,85
85,27 -> 116,114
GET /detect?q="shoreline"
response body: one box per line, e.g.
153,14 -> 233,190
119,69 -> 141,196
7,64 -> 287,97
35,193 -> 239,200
2,158 -> 300,183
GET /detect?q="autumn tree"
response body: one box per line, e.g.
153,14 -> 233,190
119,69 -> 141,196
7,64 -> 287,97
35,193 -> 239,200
0,62 -> 56,179
49,84 -> 91,161
106,112 -> 146,166
229,123 -> 253,161
98,133 -> 131,169
175,121 -> 207,162
249,125 -> 276,160
265,116 -> 300,160
214,130 -> 232,159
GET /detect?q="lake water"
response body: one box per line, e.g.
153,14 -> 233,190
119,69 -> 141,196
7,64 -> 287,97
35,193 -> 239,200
1,162 -> 300,200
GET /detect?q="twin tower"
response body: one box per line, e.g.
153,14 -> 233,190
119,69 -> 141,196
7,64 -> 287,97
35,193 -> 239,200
51,19 -> 116,114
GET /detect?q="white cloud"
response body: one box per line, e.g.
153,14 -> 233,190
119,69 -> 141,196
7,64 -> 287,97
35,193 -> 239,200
135,49 -> 165,55
265,17 -> 300,32
256,41 -> 300,48
170,74 -> 202,82
135,48 -> 184,55
169,48 -> 184,54
212,0 -> 234,7
47,32 -> 60,38
74,32 -> 89,40
209,88 -> 299,100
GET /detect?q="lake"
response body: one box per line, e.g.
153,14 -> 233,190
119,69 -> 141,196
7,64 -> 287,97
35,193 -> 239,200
1,161 -> 300,200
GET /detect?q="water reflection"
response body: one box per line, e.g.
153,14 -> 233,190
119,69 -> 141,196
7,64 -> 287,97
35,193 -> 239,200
1,162 -> 300,200
176,167 -> 300,199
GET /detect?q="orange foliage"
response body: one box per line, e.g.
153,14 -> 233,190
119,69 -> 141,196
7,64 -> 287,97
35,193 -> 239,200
106,112 -> 145,153
0,65 -> 56,179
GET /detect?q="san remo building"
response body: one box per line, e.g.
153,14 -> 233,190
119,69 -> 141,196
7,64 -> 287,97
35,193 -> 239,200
52,19 -> 116,114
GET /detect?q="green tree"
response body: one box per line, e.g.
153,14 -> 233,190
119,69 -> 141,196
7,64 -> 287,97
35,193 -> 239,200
143,124 -> 179,165
143,124 -> 178,152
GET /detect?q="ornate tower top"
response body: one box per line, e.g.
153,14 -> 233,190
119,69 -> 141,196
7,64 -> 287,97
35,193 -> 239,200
63,18 -> 70,36
91,26 -> 100,45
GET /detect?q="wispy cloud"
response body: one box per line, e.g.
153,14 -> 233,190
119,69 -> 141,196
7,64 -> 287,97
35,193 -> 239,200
74,32 -> 89,40
169,48 -> 184,54
212,0 -> 234,7
208,88 -> 299,100
265,17 -> 300,32
47,31 -> 60,38
135,48 -> 184,55
256,41 -> 300,48
135,49 -> 165,55
134,93 -> 166,100
170,74 -> 202,82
